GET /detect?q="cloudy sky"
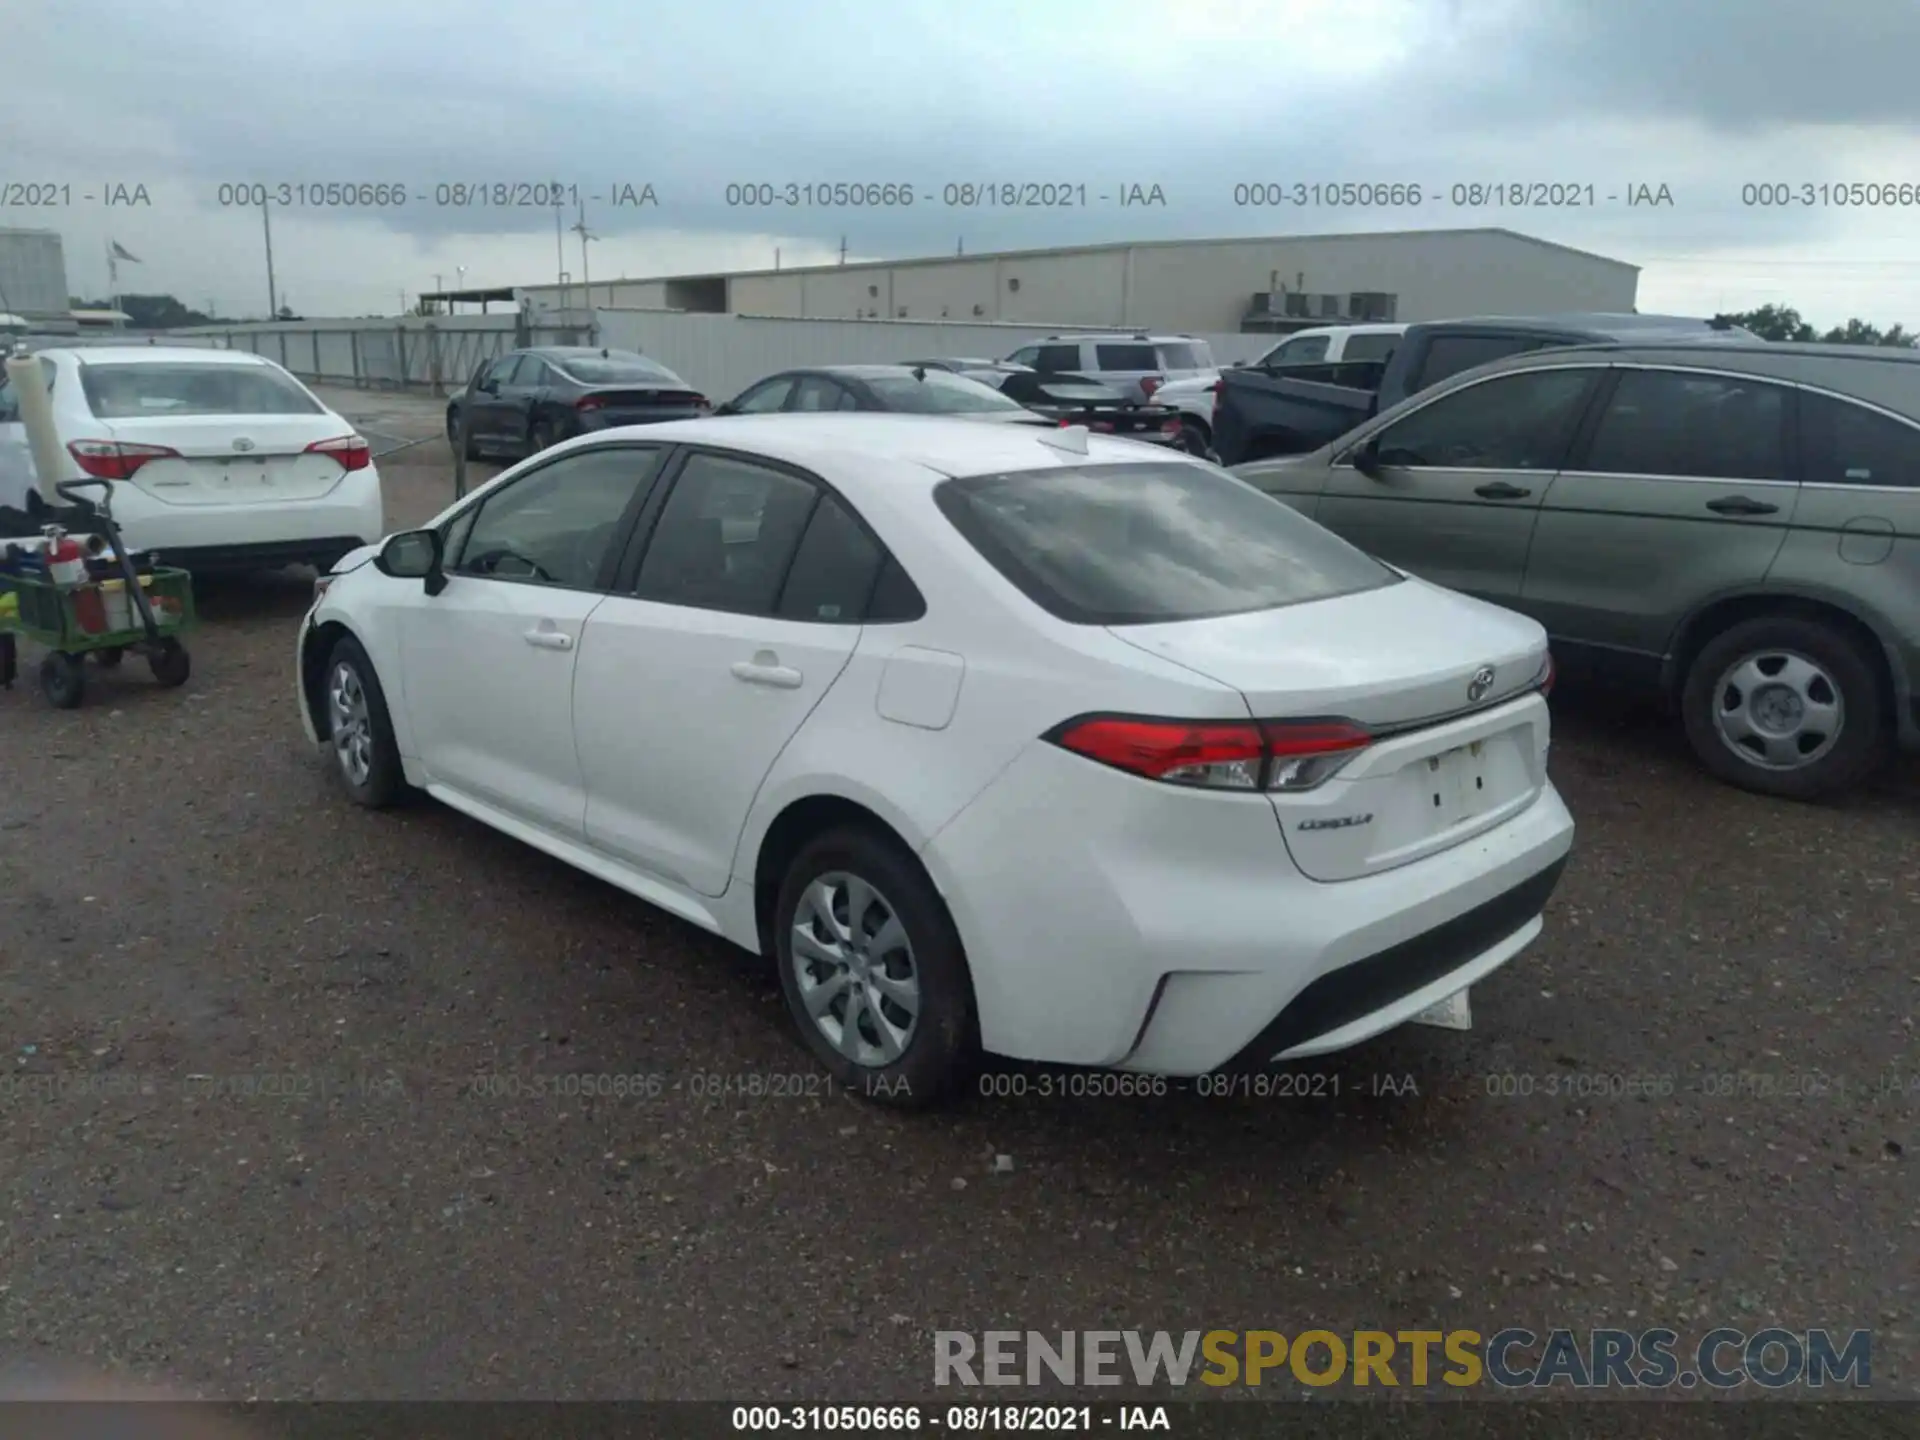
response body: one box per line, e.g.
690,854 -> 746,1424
5,0 -> 1919,326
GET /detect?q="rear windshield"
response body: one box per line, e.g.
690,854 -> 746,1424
1342,333 -> 1401,361
553,355 -> 686,385
866,371 -> 1028,413
934,461 -> 1398,625
78,362 -> 322,418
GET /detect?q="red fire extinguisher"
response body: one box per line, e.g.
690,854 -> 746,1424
45,528 -> 108,634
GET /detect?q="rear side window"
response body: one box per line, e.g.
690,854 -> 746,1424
1156,343 -> 1205,369
1094,344 -> 1159,371
935,461 -> 1397,626
1412,336 -> 1564,391
634,452 -> 819,614
1582,369 -> 1789,481
776,494 -> 883,622
78,362 -> 323,418
1033,345 -> 1081,372
1271,336 -> 1328,365
1798,391 -> 1920,488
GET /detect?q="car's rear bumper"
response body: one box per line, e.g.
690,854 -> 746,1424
107,467 -> 385,566
922,740 -> 1575,1073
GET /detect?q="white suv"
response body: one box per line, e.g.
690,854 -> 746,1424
1002,334 -> 1215,404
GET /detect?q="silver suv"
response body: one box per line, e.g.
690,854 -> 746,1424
1002,333 -> 1215,404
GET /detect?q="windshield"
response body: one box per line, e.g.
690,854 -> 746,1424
78,362 -> 322,418
553,354 -> 686,385
934,461 -> 1398,625
866,370 -> 1029,413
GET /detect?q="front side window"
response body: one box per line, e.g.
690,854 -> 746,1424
78,362 -> 323,418
450,446 -> 661,587
1798,391 -> 1920,488
1369,368 -> 1598,470
484,356 -> 522,387
1583,369 -> 1790,481
634,452 -> 820,614
935,461 -> 1398,626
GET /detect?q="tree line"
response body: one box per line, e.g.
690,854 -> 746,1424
1713,305 -> 1916,347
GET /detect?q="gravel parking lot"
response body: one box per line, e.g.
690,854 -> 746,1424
0,385 -> 1914,1402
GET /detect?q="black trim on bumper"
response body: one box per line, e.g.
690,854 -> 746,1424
145,537 -> 368,572
1217,854 -> 1570,1073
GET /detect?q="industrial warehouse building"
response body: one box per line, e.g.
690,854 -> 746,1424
0,226 -> 73,326
507,227 -> 1639,334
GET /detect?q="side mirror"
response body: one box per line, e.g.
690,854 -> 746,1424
475,379 -> 498,395
1231,359 -> 1246,368
712,401 -> 738,417
375,528 -> 445,592
1350,438 -> 1384,477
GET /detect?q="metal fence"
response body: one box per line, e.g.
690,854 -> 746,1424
162,315 -> 597,394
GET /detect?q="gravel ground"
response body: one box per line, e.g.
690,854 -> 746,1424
0,386 -> 1914,1403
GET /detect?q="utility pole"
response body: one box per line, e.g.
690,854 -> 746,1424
839,236 -> 848,264
261,196 -> 278,319
571,200 -> 597,299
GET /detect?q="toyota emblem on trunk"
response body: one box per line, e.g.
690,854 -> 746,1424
1467,665 -> 1497,703
233,437 -> 255,452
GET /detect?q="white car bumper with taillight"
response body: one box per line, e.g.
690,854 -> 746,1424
104,463 -> 385,556
921,737 -> 1575,1075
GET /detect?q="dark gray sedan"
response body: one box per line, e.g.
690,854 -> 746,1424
446,347 -> 710,459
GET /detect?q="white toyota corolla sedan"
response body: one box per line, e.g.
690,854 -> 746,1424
295,414 -> 1574,1105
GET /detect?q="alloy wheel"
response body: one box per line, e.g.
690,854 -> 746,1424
1710,648 -> 1844,771
327,660 -> 375,787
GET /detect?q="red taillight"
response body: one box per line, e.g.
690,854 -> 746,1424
67,440 -> 178,480
305,434 -> 371,472
1046,715 -> 1371,791
1160,417 -> 1182,434
1140,376 -> 1163,399
576,396 -> 606,412
1210,379 -> 1225,417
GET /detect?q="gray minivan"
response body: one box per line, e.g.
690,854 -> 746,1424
1235,340 -> 1920,800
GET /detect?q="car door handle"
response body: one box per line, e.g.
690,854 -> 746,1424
1473,482 -> 1532,499
523,628 -> 574,651
732,656 -> 803,689
1706,495 -> 1778,516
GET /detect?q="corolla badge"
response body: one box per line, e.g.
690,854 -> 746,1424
232,437 -> 256,452
1298,814 -> 1373,831
1467,665 -> 1497,703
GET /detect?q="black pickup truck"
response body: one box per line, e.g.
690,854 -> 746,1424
1211,313 -> 1757,465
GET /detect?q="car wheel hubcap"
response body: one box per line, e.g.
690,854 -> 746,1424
327,661 -> 375,787
789,871 -> 919,1067
1711,649 -> 1843,771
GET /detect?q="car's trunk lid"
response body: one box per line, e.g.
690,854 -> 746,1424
578,386 -> 708,426
1110,579 -> 1551,881
93,415 -> 357,506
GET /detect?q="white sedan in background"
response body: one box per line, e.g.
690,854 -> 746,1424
295,414 -> 1574,1106
0,346 -> 383,571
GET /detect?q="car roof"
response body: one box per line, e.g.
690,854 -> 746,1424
44,346 -> 272,367
1414,312 -> 1745,340
1274,323 -> 1408,339
582,413 -> 1174,483
789,364 -> 991,379
1037,333 -> 1199,344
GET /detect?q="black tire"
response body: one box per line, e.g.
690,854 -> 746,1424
528,418 -> 556,456
39,652 -> 84,709
94,645 -> 125,668
450,407 -> 480,461
147,638 -> 190,688
773,826 -> 978,1109
1175,420 -> 1211,456
1679,614 -> 1889,801
321,633 -> 409,808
